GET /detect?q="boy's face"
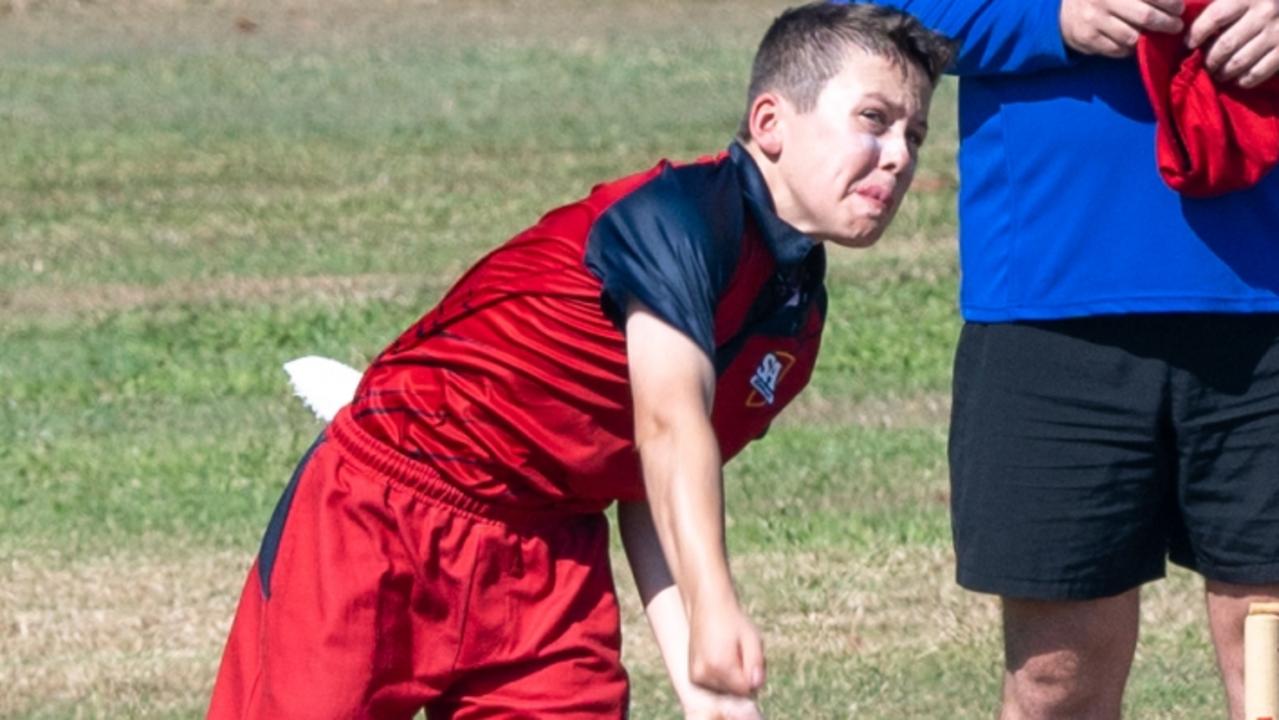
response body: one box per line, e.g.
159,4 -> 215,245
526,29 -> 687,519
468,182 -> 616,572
767,49 -> 933,248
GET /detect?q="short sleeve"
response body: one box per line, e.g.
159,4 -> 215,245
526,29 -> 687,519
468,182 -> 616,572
583,164 -> 742,358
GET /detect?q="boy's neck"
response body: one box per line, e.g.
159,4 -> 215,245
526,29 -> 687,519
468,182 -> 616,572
740,139 -> 809,240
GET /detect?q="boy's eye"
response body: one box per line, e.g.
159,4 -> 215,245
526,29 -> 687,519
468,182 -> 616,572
908,130 -> 926,147
860,109 -> 888,128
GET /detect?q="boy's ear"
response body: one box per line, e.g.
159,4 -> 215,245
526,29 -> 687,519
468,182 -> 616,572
748,91 -> 785,156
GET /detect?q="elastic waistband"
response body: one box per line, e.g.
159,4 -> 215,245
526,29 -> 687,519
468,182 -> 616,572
328,406 -> 578,529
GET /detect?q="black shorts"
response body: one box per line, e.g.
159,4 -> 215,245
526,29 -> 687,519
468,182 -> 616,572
950,314 -> 1279,600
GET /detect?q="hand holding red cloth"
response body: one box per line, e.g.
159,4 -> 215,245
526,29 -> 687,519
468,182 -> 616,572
1137,0 -> 1279,197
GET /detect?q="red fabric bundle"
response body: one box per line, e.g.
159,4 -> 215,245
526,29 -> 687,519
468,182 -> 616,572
1136,0 -> 1279,197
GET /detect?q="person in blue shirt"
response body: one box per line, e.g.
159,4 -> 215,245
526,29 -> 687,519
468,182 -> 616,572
849,0 -> 1279,717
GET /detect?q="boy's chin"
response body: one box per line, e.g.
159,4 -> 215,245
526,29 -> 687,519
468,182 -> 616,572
824,228 -> 883,249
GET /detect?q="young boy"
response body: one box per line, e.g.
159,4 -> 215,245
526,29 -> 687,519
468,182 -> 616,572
208,4 -> 952,718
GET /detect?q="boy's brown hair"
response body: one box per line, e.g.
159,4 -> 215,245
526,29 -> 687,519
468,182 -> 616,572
738,2 -> 955,140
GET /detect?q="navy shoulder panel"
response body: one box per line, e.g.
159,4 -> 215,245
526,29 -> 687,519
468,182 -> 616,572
584,160 -> 744,357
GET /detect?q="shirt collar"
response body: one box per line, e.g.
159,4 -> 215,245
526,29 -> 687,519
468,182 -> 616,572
729,140 -> 820,268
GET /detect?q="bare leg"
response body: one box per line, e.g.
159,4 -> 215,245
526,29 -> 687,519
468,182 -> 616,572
1000,589 -> 1141,720
1205,581 -> 1279,720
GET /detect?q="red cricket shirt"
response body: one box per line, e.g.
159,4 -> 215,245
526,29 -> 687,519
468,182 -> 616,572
349,142 -> 828,515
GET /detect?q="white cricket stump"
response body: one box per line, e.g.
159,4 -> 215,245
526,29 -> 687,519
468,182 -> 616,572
1246,602 -> 1279,720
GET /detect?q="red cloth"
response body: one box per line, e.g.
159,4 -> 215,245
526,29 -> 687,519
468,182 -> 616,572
208,411 -> 629,719
1137,0 -> 1279,197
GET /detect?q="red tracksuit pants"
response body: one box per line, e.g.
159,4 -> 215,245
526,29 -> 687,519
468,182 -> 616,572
208,411 -> 629,719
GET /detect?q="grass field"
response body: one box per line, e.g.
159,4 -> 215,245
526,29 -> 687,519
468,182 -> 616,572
1,1 -> 1226,717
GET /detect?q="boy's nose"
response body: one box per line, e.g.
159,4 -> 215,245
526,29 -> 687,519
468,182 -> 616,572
879,134 -> 914,175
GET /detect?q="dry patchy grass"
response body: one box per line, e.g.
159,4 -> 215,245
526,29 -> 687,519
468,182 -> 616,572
0,0 -> 784,56
1,272 -> 432,321
1,547 -> 249,718
778,391 -> 951,430
6,545 -> 990,716
2,543 -> 1214,717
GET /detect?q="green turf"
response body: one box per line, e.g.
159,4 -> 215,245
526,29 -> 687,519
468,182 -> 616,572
0,2 -> 1225,718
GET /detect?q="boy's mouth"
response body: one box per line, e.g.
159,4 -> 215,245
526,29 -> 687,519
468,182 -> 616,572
854,184 -> 893,212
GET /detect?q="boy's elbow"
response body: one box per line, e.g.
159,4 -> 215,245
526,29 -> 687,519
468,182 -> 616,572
632,400 -> 707,452
632,411 -> 677,458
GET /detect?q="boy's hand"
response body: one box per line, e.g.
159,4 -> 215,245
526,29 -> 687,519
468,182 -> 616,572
688,600 -> 766,698
1060,0 -> 1184,57
1186,0 -> 1279,88
619,504 -> 764,720
682,690 -> 764,720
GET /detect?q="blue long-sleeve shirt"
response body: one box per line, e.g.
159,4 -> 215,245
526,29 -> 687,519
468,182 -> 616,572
849,0 -> 1279,321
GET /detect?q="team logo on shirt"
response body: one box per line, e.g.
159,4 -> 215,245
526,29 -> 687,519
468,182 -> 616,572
747,351 -> 795,407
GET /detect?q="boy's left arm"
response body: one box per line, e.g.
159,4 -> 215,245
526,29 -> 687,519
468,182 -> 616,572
624,301 -> 766,699
618,500 -> 763,719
